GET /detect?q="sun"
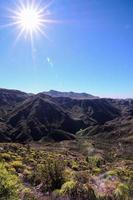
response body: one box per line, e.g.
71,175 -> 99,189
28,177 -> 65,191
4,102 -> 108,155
7,0 -> 55,43
17,7 -> 42,34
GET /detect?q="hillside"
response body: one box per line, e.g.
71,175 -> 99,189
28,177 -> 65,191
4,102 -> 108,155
0,89 -> 132,200
0,89 -> 133,143
77,99 -> 133,141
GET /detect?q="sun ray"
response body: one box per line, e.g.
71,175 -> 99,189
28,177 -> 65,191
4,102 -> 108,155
15,27 -> 25,44
37,26 -> 50,41
0,21 -> 20,29
3,0 -> 56,44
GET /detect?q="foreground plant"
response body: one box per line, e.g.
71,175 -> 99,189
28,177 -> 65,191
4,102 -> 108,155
0,162 -> 22,200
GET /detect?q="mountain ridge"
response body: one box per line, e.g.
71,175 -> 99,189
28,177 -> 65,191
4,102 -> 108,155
42,90 -> 99,99
0,88 -> 133,142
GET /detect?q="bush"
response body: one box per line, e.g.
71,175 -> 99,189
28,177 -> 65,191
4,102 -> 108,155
115,183 -> 130,200
59,181 -> 96,200
29,155 -> 65,192
0,153 -> 11,161
60,180 -> 76,195
10,160 -> 24,172
22,188 -> 37,200
86,154 -> 105,168
0,162 -> 22,200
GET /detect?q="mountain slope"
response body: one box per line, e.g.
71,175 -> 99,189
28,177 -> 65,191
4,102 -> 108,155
0,88 -> 29,121
0,89 -> 133,142
6,94 -> 84,142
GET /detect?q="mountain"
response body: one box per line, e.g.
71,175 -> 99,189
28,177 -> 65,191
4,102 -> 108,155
77,99 -> 133,142
43,90 -> 99,99
0,88 -> 28,107
0,88 -> 133,142
0,88 -> 29,121
6,94 -> 83,142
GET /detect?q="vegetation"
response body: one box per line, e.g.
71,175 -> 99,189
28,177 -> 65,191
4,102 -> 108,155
0,162 -> 22,200
0,139 -> 132,200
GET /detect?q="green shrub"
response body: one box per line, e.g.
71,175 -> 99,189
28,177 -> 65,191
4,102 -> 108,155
10,160 -> 24,171
71,160 -> 79,171
64,168 -> 75,182
22,188 -> 37,200
86,154 -> 105,168
23,169 -> 33,182
29,156 -> 65,192
0,153 -> 11,161
0,162 -> 22,200
115,183 -> 130,200
60,181 -> 96,200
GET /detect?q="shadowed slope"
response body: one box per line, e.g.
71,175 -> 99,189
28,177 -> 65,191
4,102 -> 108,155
0,89 -> 132,142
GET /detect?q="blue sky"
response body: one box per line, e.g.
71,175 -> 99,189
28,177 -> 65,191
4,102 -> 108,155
0,0 -> 133,98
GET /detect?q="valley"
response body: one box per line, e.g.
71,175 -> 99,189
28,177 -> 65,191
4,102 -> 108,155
0,89 -> 132,200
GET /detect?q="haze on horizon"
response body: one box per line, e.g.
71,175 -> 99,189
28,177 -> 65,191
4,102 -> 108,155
0,0 -> 133,99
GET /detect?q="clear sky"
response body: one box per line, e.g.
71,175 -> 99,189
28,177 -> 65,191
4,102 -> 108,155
0,0 -> 133,98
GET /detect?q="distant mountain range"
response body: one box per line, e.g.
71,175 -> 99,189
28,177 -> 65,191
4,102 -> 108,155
0,88 -> 133,143
43,90 -> 99,99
